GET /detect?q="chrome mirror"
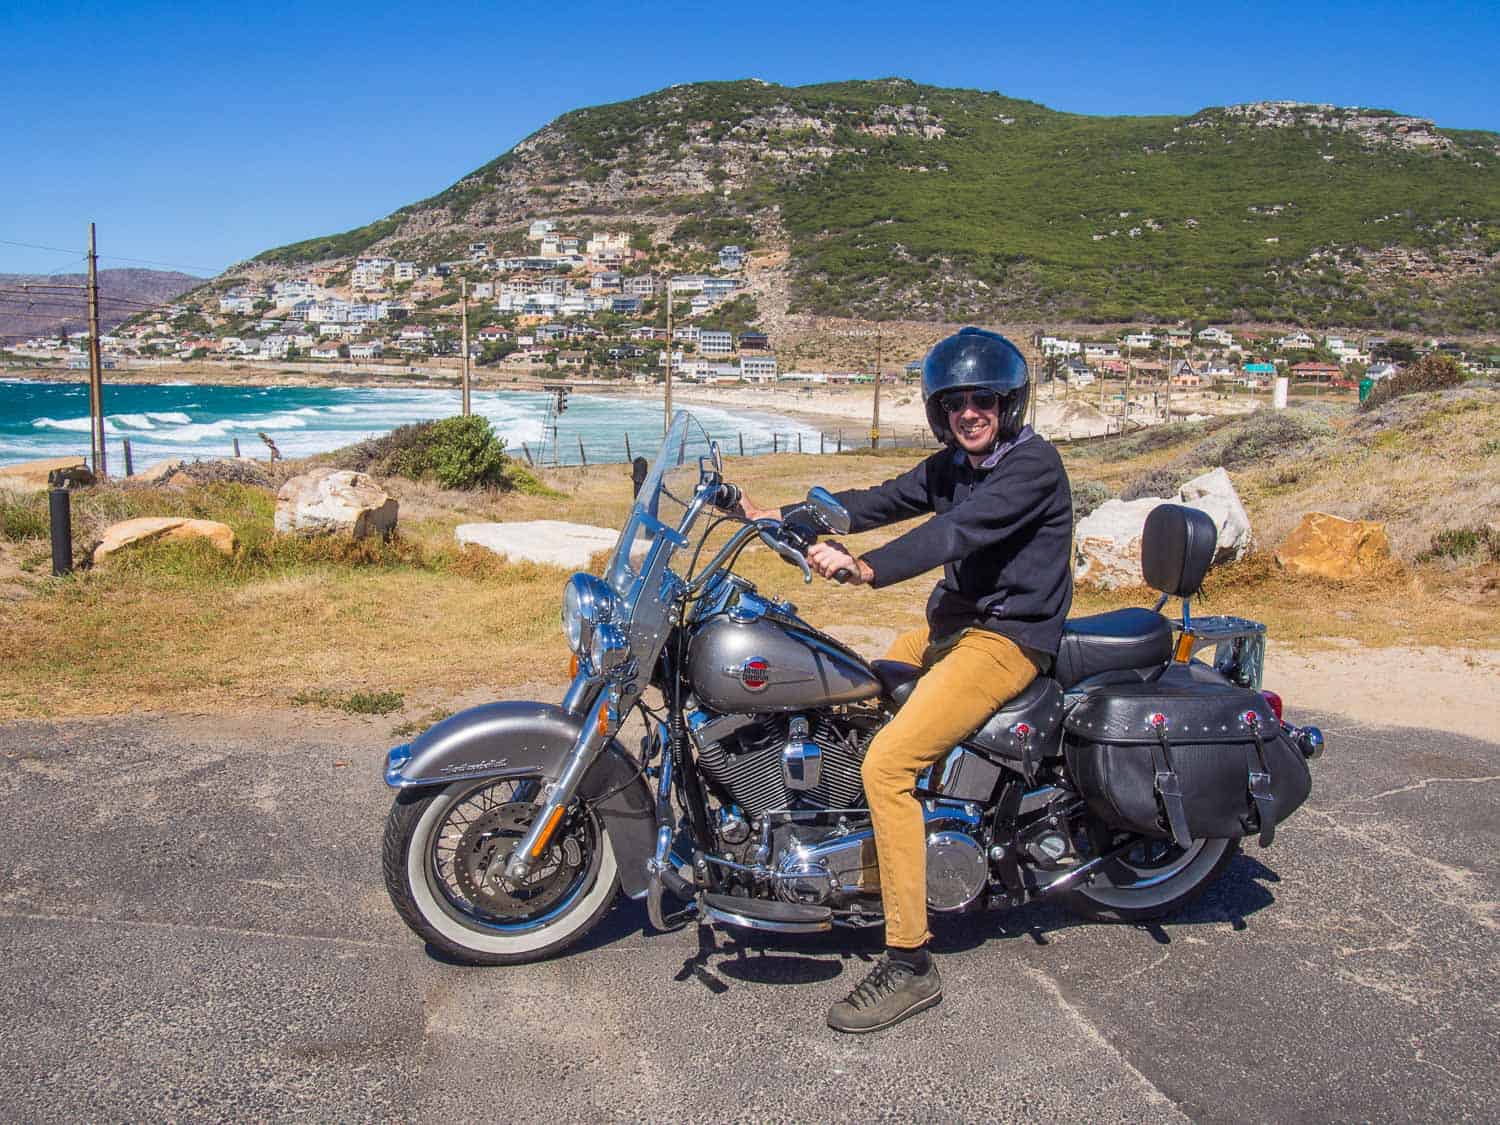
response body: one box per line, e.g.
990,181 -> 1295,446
806,486 -> 850,534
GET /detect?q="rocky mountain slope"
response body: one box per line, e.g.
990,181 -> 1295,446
0,269 -> 200,342
245,79 -> 1499,331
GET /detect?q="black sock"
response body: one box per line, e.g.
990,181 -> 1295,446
888,945 -> 930,973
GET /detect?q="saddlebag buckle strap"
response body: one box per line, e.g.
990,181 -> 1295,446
1011,722 -> 1037,784
1245,713 -> 1277,847
1148,714 -> 1193,849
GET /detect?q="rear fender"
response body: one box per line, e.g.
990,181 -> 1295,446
384,700 -> 655,899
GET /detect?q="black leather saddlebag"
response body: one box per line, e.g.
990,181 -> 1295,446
1063,671 -> 1311,847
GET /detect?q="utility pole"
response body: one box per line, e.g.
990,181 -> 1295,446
1124,347 -> 1133,434
1030,329 -> 1042,431
460,278 -> 471,417
86,222 -> 106,477
871,327 -> 882,448
663,274 -> 673,434
1164,338 -> 1173,424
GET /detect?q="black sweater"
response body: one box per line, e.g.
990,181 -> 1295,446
833,436 -> 1074,656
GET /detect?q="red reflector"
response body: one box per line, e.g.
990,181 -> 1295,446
1261,690 -> 1284,722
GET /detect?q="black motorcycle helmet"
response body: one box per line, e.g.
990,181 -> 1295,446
921,326 -> 1030,447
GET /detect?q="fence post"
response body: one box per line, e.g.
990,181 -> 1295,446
578,435 -> 587,466
772,434 -> 778,454
122,437 -> 133,476
797,432 -> 803,454
837,430 -> 843,453
48,481 -> 72,577
623,432 -> 632,462
739,432 -> 745,457
820,432 -> 825,455
233,437 -> 241,458
521,442 -> 534,466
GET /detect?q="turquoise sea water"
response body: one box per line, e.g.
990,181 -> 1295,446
0,379 -> 825,470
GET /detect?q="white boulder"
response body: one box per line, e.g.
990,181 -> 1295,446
1178,467 -> 1252,563
1074,498 -> 1164,589
0,457 -> 93,494
456,520 -> 648,570
1074,468 -> 1253,588
274,469 -> 397,539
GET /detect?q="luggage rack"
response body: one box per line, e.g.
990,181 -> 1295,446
1170,613 -> 1267,689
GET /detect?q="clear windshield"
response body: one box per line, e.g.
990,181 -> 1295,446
605,411 -> 716,595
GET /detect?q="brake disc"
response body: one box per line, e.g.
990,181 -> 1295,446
450,802 -> 585,920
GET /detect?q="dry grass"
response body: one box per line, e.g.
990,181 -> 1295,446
2,396 -> 1498,720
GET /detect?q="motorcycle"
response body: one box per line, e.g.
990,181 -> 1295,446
382,411 -> 1325,964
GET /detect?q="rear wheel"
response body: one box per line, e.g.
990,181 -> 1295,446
1057,833 -> 1240,923
382,775 -> 619,965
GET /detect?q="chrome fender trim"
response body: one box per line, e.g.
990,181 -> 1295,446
383,700 -> 655,899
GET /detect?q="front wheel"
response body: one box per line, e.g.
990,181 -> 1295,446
1056,833 -> 1240,923
382,775 -> 619,965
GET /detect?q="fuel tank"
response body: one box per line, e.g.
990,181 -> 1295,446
687,607 -> 881,713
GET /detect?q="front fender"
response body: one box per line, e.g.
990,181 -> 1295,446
384,700 -> 655,899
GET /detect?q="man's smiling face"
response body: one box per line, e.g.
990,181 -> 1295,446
944,390 -> 1001,456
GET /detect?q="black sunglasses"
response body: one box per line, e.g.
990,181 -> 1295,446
939,389 -> 1000,414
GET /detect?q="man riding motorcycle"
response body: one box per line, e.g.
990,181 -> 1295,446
736,327 -> 1074,1032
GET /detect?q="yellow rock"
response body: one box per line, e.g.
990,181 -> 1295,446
1275,512 -> 1391,579
93,517 -> 238,565
0,456 -> 93,493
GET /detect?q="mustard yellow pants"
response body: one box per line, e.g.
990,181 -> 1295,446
862,625 -> 1039,949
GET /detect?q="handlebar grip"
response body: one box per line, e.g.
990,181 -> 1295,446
831,567 -> 853,584
713,481 -> 742,510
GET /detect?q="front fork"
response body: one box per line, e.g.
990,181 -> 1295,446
500,674 -> 617,882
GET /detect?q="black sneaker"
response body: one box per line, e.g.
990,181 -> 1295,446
827,955 -> 943,1034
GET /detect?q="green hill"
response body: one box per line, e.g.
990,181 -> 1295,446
251,78 -> 1500,331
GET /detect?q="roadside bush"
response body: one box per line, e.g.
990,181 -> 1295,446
1362,354 -> 1466,411
1416,525 -> 1500,565
1192,409 -> 1333,469
1,494 -> 49,541
340,416 -> 522,490
1120,468 -> 1186,501
1071,480 -> 1112,524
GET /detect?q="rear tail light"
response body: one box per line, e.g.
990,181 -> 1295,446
1261,690 -> 1284,722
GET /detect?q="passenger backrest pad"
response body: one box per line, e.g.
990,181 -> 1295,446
1141,504 -> 1217,597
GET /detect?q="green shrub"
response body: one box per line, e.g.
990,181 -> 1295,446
292,688 -> 405,714
1361,354 -> 1467,411
1120,468 -> 1186,501
1071,480 -> 1112,524
1416,525 -> 1500,564
1,494 -> 49,541
341,416 -> 516,490
1192,409 -> 1333,469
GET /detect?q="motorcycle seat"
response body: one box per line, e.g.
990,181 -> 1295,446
1054,608 -> 1174,690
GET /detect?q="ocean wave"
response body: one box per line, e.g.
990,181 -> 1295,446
146,411 -> 192,424
112,414 -> 157,430
33,416 -> 96,433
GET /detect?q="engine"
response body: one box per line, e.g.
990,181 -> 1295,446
687,708 -> 872,817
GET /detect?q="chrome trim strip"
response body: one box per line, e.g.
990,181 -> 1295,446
700,901 -> 832,934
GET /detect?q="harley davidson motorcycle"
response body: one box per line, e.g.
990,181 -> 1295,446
383,411 -> 1325,964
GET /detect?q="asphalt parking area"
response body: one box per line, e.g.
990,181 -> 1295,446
0,706 -> 1495,1121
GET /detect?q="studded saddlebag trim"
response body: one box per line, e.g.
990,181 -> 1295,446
1063,679 -> 1312,845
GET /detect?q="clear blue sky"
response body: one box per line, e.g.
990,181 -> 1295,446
3,0 -> 1495,278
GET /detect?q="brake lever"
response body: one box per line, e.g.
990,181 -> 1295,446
759,528 -> 814,584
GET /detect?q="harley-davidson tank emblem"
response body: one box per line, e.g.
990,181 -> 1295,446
736,657 -> 770,691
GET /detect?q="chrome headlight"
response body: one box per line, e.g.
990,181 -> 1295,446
590,622 -> 629,674
562,573 -> 614,655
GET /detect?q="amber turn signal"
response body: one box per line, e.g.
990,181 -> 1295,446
529,805 -> 567,859
569,654 -> 579,678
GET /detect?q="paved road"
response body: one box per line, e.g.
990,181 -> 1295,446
0,705 -> 1495,1122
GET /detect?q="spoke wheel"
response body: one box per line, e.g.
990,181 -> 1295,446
384,775 -> 619,965
1057,826 -> 1239,923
